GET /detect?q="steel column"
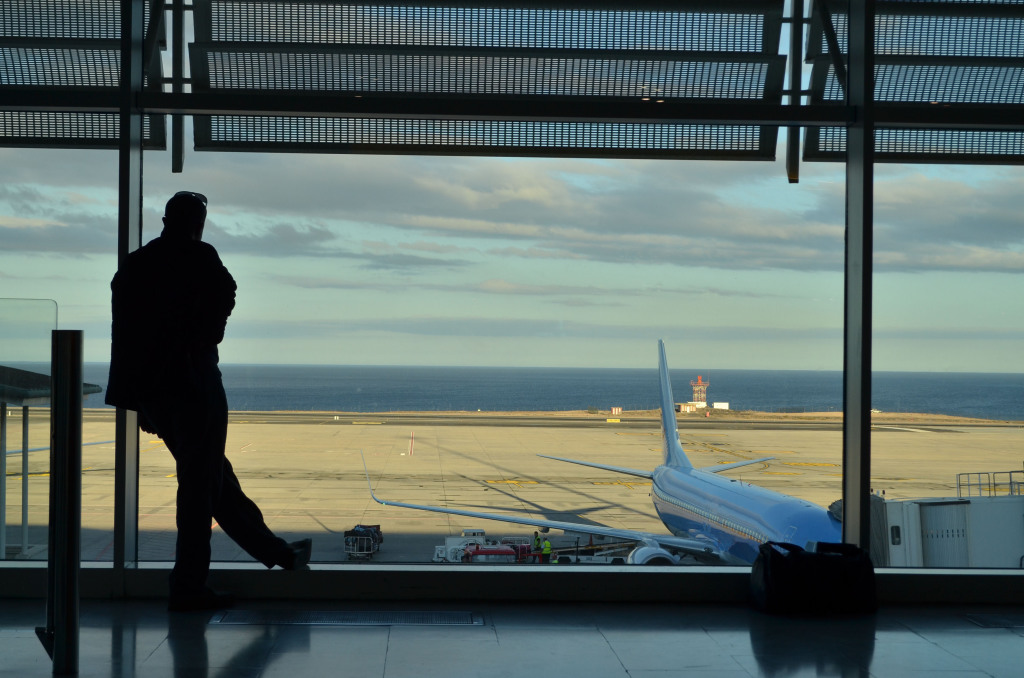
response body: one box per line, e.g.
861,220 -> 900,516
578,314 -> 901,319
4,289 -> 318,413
842,1 -> 875,549
115,0 -> 145,589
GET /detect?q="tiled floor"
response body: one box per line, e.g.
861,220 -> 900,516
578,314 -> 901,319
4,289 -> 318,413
2,598 -> 1023,677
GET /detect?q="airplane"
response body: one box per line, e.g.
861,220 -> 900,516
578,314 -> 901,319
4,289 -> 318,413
366,340 -> 843,565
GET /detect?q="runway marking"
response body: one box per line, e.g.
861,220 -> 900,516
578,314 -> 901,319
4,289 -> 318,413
874,425 -> 935,433
592,481 -> 651,489
485,480 -> 538,488
353,421 -> 385,425
762,471 -> 802,476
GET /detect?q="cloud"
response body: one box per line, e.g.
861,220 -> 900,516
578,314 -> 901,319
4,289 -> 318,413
0,212 -> 116,256
209,221 -> 338,256
2,148 -> 1022,274
267,275 -> 786,300
226,315 -> 844,341
872,170 -> 1024,271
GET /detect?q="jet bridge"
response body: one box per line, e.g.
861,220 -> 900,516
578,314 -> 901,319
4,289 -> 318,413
877,469 -> 1024,568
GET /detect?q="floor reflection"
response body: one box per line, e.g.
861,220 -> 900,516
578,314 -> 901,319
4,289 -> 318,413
3,599 -> 1022,677
749,611 -> 876,677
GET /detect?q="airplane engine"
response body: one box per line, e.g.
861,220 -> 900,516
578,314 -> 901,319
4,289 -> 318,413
626,545 -> 680,566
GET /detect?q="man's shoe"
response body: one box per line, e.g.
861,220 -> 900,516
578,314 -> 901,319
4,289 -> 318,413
168,588 -> 235,612
282,538 -> 313,570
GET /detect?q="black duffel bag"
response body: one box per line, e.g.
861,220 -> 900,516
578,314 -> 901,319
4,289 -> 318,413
749,541 -> 876,615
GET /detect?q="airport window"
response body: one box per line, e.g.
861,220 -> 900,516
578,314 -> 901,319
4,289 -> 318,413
868,164 -> 1024,569
2,1 -> 1023,600
5,154 -> 1023,573
115,149 -> 853,569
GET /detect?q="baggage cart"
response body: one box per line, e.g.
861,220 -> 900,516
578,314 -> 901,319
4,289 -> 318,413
344,524 -> 383,560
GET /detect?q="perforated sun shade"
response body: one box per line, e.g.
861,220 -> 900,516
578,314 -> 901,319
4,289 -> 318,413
189,1 -> 787,160
805,0 -> 1024,164
0,0 -> 166,149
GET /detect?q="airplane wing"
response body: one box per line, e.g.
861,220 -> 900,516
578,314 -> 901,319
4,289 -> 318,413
538,453 -> 772,476
537,454 -> 653,479
362,456 -> 721,563
6,440 -> 115,456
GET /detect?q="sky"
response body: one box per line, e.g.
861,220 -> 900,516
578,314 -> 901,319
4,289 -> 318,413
1,139 -> 1022,373
3,3 -> 1022,373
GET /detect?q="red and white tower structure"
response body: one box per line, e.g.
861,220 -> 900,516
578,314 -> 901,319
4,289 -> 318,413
690,375 -> 709,408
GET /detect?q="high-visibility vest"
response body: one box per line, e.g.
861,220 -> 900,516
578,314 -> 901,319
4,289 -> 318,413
542,539 -> 552,555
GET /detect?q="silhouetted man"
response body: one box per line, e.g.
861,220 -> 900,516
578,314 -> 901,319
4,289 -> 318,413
106,191 -> 311,611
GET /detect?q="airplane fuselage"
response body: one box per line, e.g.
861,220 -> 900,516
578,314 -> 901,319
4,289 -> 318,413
650,464 -> 843,564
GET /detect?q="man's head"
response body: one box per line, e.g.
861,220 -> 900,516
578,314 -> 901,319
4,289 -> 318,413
162,191 -> 208,240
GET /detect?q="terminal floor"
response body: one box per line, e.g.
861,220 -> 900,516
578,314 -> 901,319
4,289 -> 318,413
2,598 -> 1023,677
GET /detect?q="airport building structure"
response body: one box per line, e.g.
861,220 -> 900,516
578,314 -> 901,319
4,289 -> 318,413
1,0 -> 1021,612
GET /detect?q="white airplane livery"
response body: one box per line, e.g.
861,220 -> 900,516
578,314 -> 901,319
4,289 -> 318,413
367,340 -> 842,565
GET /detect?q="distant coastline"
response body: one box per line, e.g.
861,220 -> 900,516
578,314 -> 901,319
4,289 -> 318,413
80,407 -> 1019,426
54,362 -> 1024,423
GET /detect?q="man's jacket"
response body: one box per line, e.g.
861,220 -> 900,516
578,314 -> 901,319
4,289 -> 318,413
106,235 -> 236,411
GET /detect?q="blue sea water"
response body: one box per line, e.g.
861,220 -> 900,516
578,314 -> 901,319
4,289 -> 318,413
61,363 -> 1024,421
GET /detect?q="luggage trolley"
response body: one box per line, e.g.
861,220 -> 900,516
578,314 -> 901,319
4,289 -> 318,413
344,524 -> 383,560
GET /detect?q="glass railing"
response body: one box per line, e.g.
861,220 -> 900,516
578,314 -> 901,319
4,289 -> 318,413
0,299 -> 112,562
0,298 -> 57,560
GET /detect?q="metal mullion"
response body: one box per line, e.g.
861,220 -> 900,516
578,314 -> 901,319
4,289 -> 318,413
21,406 -> 29,554
875,0 -> 1024,20
191,41 -> 783,63
173,0 -> 185,172
196,0 -> 784,13
140,91 -> 853,126
842,0 -> 874,552
816,0 -> 847,97
115,0 -> 145,590
0,403 -> 5,558
786,0 -> 804,183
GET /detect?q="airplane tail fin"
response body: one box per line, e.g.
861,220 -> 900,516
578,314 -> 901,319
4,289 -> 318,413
658,340 -> 693,470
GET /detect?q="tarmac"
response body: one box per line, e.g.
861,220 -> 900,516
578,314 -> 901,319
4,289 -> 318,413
4,407 -> 1023,565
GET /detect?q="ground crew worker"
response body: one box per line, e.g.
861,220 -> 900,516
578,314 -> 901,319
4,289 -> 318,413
532,531 -> 542,563
541,537 -> 552,563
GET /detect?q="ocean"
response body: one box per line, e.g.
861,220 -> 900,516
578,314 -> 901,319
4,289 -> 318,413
62,363 -> 1024,421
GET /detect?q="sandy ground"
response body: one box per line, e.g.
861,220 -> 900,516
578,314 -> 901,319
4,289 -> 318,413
3,407 -> 1022,564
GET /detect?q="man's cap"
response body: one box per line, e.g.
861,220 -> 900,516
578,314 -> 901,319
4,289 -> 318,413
164,191 -> 208,225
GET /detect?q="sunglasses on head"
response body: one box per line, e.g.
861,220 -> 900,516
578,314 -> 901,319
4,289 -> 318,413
174,191 -> 208,206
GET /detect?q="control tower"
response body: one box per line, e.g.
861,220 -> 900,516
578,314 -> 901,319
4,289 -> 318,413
690,375 -> 708,408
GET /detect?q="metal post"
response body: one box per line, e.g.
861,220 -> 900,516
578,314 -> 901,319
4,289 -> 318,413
36,418 -> 56,660
50,329 -> 83,675
22,405 -> 29,554
843,0 -> 875,549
